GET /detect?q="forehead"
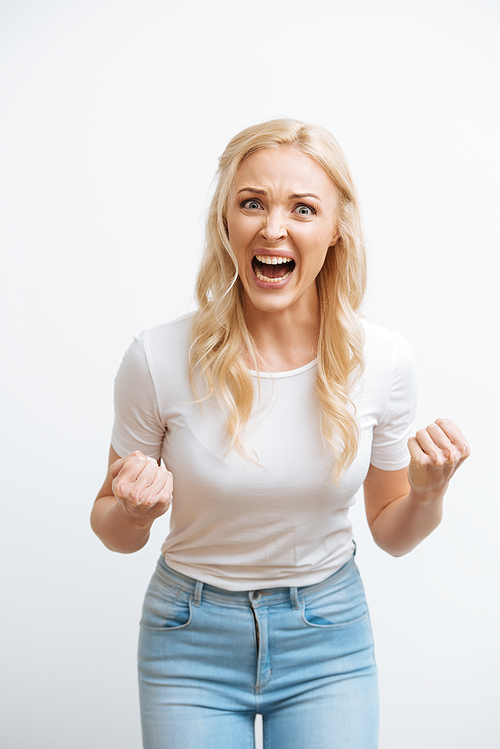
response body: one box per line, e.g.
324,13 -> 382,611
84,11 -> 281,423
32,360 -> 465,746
233,146 -> 336,197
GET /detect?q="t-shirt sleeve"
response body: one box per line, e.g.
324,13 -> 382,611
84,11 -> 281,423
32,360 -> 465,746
111,334 -> 165,460
370,335 -> 418,471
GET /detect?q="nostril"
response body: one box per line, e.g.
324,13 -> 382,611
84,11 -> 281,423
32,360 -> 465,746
262,229 -> 286,241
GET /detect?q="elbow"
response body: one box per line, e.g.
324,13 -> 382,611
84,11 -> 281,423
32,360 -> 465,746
372,534 -> 415,557
384,545 -> 414,558
369,521 -> 421,557
98,539 -> 142,554
90,502 -> 120,553
90,506 -> 100,539
370,521 -> 442,558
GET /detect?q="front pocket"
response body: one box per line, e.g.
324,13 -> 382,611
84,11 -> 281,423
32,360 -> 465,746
301,603 -> 368,629
140,579 -> 193,631
300,574 -> 369,629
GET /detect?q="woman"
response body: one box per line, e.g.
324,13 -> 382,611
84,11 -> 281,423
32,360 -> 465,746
91,119 -> 470,749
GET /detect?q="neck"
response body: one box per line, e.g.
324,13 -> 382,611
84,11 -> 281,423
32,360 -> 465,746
243,296 -> 321,372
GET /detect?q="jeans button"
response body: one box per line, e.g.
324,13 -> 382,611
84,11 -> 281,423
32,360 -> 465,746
252,590 -> 262,601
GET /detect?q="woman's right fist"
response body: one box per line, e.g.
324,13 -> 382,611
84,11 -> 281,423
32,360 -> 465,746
110,450 -> 173,526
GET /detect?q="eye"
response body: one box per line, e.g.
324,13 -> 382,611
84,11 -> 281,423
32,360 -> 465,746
294,204 -> 316,216
240,199 -> 262,211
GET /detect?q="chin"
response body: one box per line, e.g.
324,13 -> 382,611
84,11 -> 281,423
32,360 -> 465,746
246,288 -> 299,315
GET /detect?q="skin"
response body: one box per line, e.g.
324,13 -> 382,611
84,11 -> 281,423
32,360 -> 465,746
365,418 -> 470,556
91,449 -> 172,553
91,146 -> 470,555
225,146 -> 339,370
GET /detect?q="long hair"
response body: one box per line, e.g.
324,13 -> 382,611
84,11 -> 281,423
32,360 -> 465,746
189,118 -> 367,481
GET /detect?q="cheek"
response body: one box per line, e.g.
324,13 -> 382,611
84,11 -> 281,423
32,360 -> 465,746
229,225 -> 251,272
231,219 -> 259,257
227,214 -> 245,244
297,229 -> 331,263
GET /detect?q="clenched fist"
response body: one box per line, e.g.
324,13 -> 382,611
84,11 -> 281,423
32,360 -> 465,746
408,418 -> 470,500
110,450 -> 173,526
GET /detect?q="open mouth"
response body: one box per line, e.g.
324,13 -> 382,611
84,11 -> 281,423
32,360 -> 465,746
251,255 -> 296,284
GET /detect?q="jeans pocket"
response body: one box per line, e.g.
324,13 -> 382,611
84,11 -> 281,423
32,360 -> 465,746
301,571 -> 369,629
140,576 -> 193,632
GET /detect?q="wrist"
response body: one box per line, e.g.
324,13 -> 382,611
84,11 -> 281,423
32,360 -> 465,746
408,484 -> 446,507
114,500 -> 155,531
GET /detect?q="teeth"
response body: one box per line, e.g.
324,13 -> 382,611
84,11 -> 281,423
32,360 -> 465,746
255,255 -> 293,265
255,268 -> 293,283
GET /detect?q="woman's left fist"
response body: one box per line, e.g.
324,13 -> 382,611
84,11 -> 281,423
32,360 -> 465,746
407,418 -> 470,499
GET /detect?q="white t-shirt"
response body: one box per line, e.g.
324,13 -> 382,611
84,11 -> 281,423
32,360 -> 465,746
112,313 -> 417,591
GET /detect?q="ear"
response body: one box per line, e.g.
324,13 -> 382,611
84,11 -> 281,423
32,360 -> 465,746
329,230 -> 340,247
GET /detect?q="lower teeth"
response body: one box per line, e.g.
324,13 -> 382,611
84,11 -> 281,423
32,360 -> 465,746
255,269 -> 292,283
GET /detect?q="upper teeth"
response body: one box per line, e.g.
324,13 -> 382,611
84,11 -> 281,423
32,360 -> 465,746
255,255 -> 293,265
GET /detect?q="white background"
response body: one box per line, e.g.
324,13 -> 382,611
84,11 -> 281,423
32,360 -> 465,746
1,1 -> 499,747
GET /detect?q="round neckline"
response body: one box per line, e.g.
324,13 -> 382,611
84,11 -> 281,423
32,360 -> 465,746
248,358 -> 318,378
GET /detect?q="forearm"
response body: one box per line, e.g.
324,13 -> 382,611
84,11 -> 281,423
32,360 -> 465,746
370,487 -> 444,557
91,496 -> 153,553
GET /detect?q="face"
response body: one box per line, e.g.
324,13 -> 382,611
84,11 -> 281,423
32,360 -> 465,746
226,146 -> 339,318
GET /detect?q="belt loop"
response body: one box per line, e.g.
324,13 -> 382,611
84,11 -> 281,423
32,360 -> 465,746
290,587 -> 300,610
193,580 -> 203,606
353,539 -> 357,556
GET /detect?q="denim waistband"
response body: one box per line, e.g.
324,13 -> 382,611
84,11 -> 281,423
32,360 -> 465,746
155,553 -> 357,609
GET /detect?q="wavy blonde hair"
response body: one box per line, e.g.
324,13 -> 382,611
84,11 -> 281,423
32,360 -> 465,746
189,118 -> 366,481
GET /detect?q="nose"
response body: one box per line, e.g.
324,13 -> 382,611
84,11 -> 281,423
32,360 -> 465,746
261,209 -> 287,243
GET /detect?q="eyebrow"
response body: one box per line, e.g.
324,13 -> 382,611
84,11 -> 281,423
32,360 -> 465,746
290,192 -> 321,201
237,188 -> 321,201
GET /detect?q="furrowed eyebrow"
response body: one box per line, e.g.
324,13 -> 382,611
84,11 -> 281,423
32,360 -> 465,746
288,193 -> 321,201
236,188 -> 321,200
237,188 -> 267,195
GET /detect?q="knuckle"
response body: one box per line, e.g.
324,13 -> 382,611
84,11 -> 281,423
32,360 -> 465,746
128,488 -> 141,504
429,450 -> 444,466
114,480 -> 127,497
413,455 -> 428,468
460,441 -> 471,456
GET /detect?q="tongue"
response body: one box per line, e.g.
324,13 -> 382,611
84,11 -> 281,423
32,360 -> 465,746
258,261 -> 291,278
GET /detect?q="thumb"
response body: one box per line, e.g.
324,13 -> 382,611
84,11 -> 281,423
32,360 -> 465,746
110,455 -> 129,479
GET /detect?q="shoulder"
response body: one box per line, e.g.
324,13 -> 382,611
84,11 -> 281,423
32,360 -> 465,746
360,318 -> 413,372
140,311 -> 195,352
359,320 -> 418,467
355,318 -> 417,411
360,317 -> 411,352
128,312 -> 194,371
117,312 -> 195,385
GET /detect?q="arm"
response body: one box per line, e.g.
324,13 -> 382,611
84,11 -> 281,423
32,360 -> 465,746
364,418 -> 470,556
91,445 -> 173,554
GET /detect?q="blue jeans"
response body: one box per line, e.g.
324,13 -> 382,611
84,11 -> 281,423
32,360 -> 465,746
138,554 -> 379,748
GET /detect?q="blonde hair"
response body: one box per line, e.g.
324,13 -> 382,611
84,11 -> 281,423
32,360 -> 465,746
190,118 -> 366,481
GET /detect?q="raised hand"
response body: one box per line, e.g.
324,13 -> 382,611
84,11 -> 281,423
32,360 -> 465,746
110,450 -> 173,526
407,418 -> 470,500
